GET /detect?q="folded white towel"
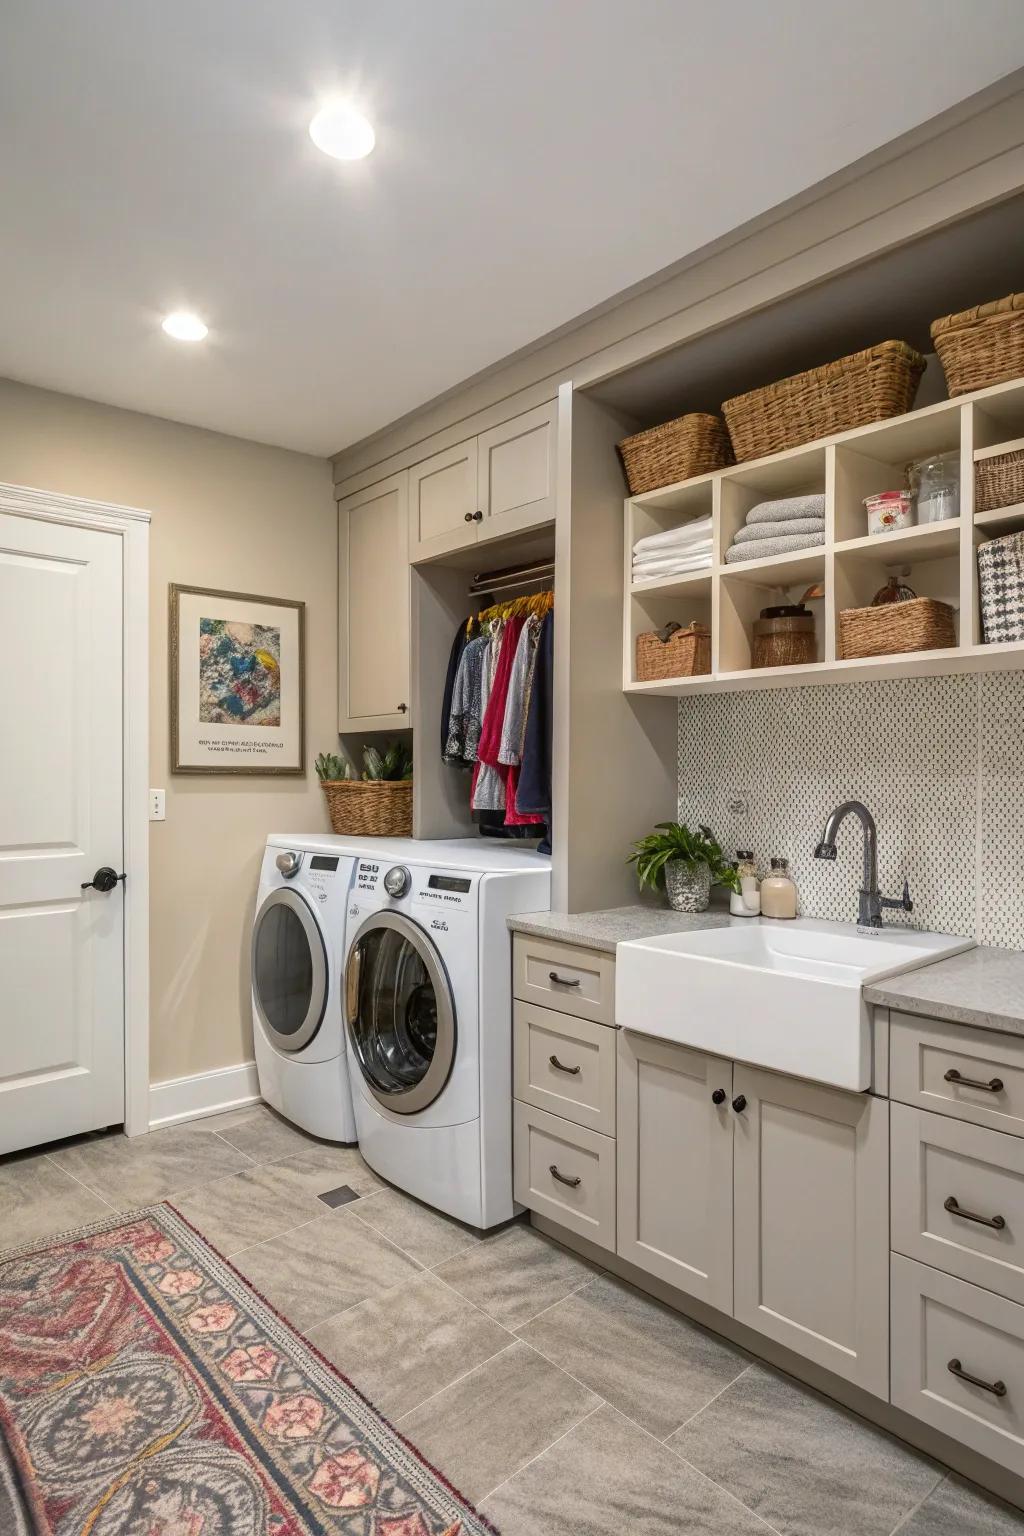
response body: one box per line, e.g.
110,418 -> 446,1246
634,536 -> 712,566
632,552 -> 713,580
746,494 -> 826,526
734,517 -> 824,545
725,531 -> 824,564
633,516 -> 712,556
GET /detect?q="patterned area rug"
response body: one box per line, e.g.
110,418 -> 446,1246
0,1204 -> 497,1534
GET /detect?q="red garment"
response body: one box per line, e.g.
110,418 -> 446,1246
504,762 -> 544,826
476,617 -> 524,767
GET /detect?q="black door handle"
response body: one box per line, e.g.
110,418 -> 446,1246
82,866 -> 126,893
944,1068 -> 1003,1093
549,1055 -> 581,1076
944,1196 -> 1006,1231
712,1088 -> 727,1105
732,1095 -> 747,1113
947,1358 -> 1007,1397
548,971 -> 581,988
549,1164 -> 581,1188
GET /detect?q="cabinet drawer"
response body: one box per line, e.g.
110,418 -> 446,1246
513,935 -> 615,1026
892,1103 -> 1024,1305
513,1002 -> 615,1135
890,1013 -> 1024,1139
891,1254 -> 1024,1478
513,1100 -> 615,1252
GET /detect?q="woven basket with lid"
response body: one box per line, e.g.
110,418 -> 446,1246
932,292 -> 1024,397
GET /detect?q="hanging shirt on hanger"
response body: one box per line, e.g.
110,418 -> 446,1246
443,632 -> 489,764
517,609 -> 554,850
473,616 -> 523,812
499,616 -> 545,827
440,618 -> 473,759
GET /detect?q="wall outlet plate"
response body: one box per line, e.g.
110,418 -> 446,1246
149,789 -> 166,821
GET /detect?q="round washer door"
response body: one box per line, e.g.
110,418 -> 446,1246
252,887 -> 328,1053
344,911 -> 456,1115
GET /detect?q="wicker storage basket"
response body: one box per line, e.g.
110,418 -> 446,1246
932,293 -> 1024,397
976,447 -> 1024,515
320,779 -> 413,837
636,621 -> 710,681
978,532 -> 1024,645
751,606 -> 816,669
838,598 -> 955,660
721,341 -> 925,463
618,413 -> 732,495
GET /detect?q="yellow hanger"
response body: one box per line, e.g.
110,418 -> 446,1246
476,589 -> 554,624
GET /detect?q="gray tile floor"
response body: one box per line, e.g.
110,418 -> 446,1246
2,1103 -> 1023,1536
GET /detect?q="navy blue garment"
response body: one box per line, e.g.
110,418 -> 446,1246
440,620 -> 470,758
516,610 -> 553,852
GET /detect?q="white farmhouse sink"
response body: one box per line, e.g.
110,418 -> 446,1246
615,918 -> 974,1091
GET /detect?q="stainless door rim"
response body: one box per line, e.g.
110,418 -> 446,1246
344,909 -> 456,1116
252,886 -> 328,1053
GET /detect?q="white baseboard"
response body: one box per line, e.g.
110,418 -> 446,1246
148,1061 -> 261,1131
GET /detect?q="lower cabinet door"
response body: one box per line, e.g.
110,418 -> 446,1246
513,1100 -> 616,1252
732,1066 -> 889,1398
616,1031 -> 733,1311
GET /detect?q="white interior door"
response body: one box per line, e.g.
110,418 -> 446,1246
0,511 -> 125,1154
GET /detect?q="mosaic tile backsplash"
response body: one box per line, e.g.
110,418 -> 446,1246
676,672 -> 1024,950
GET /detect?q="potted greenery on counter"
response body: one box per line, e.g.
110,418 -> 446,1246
315,740 -> 413,837
628,822 -> 738,913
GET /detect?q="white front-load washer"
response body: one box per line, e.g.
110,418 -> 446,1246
340,838 -> 550,1229
252,834 -> 360,1142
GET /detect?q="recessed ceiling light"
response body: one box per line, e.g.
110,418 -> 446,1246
309,101 -> 375,161
162,311 -> 208,342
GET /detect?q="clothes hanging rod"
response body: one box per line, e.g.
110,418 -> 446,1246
470,558 -> 554,584
468,560 -> 554,596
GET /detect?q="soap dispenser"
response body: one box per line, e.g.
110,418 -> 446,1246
730,850 -> 761,917
760,857 -> 797,919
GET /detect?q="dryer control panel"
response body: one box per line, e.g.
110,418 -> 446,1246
305,853 -> 341,906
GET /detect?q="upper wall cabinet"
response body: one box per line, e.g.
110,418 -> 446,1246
338,472 -> 410,733
409,400 -> 558,563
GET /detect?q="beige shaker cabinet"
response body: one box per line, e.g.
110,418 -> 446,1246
408,400 -> 557,564
732,1065 -> 890,1397
616,1031 -> 734,1312
338,472 -> 411,732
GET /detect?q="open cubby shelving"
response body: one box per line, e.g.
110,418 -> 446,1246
623,374 -> 1024,695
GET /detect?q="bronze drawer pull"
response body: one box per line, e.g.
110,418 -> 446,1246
549,1054 -> 581,1076
944,1068 -> 1004,1093
944,1195 -> 1006,1230
947,1358 -> 1007,1397
549,1164 -> 581,1188
548,971 -> 581,987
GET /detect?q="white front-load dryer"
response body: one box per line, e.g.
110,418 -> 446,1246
340,838 -> 550,1228
252,835 -> 360,1142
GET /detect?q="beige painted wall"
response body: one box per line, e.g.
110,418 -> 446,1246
0,377 -> 336,1086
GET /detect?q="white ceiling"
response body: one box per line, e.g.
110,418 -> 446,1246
2,2 -> 1022,458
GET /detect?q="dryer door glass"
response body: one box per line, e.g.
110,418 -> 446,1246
252,888 -> 328,1053
345,912 -> 455,1115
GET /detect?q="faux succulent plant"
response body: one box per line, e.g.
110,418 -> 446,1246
315,741 -> 413,783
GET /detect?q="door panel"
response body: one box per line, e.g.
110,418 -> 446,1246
732,1066 -> 889,1397
408,438 -> 478,561
339,473 -> 410,729
0,512 -> 124,1153
477,401 -> 557,538
616,1031 -> 733,1310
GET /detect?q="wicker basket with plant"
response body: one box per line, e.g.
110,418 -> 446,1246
315,741 -> 413,837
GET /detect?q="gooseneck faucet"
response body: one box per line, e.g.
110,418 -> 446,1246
814,800 -> 913,930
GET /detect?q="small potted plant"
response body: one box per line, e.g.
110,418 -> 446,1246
628,822 -> 738,913
315,741 -> 413,838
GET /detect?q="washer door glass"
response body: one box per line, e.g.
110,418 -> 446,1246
345,912 -> 455,1115
252,888 -> 328,1053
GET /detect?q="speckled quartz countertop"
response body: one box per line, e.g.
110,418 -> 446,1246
864,945 -> 1024,1038
507,904 -> 732,954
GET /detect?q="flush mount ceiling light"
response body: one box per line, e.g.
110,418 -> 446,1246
309,101 -> 375,161
162,311 -> 208,342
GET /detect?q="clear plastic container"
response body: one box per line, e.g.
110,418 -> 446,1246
908,450 -> 960,524
864,490 -> 914,535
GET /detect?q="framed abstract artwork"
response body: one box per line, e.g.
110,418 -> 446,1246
169,584 -> 305,775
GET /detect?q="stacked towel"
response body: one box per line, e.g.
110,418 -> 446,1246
633,515 -> 712,580
724,493 -> 826,565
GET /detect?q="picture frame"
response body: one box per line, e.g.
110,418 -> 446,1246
169,583 -> 305,775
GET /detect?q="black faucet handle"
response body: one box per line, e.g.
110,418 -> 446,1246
880,878 -> 913,915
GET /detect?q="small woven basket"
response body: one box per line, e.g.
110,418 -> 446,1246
838,598 -> 956,660
721,341 -> 925,463
618,413 -> 732,495
932,293 -> 1024,397
636,621 -> 710,681
976,448 -> 1024,515
320,779 -> 413,837
978,532 -> 1024,645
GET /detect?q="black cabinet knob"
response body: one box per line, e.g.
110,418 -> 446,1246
732,1094 -> 747,1113
464,512 -> 474,522
711,1088 -> 727,1105
472,510 -> 483,522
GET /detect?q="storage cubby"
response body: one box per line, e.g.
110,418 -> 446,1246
622,373 -> 1024,693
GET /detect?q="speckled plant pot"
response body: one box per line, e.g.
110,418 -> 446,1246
665,860 -> 712,913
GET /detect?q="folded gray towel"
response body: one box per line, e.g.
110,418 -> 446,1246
734,517 -> 825,544
746,494 -> 826,525
725,531 -> 825,564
